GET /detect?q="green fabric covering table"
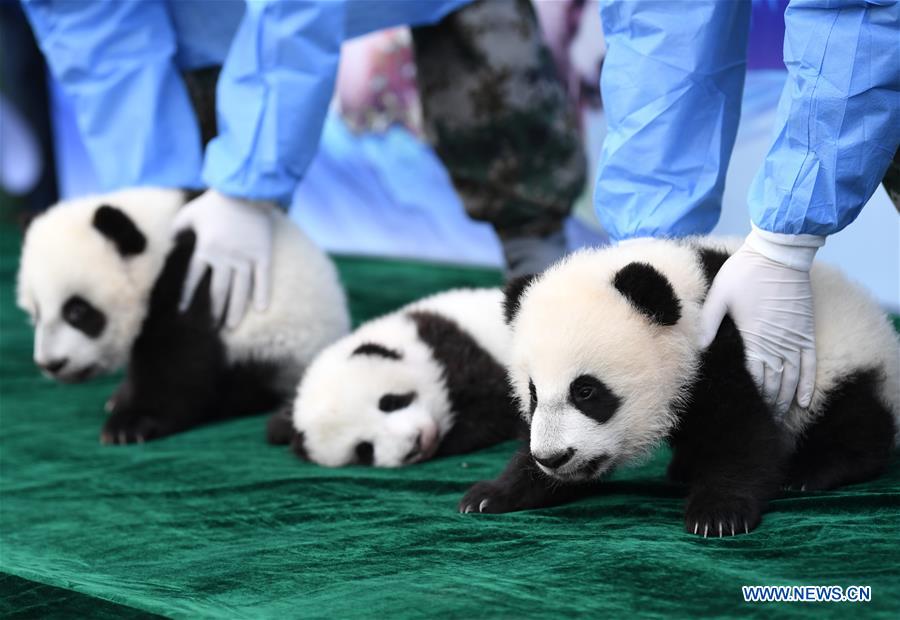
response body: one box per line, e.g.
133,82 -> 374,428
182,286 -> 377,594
1,217 -> 898,619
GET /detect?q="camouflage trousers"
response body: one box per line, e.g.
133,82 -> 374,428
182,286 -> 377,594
181,0 -> 586,240
412,0 -> 587,240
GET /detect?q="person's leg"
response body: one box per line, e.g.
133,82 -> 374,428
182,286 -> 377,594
21,0 -> 203,190
0,1 -> 58,215
596,0 -> 751,240
412,0 -> 586,277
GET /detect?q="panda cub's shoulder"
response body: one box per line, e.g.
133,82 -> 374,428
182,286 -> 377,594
362,287 -> 512,404
680,236 -> 900,436
402,287 -> 509,365
19,186 -> 349,418
279,287 -> 517,467
213,207 -> 350,389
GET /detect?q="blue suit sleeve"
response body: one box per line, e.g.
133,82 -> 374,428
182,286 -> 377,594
593,0 -> 751,241
203,0 -> 472,206
21,0 -> 203,190
749,0 -> 900,236
202,0 -> 345,206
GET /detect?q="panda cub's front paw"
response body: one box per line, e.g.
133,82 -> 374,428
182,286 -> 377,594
459,480 -> 520,514
684,491 -> 763,538
266,407 -> 296,445
104,381 -> 134,415
100,412 -> 167,445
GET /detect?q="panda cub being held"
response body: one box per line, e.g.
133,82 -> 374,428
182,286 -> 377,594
267,288 -> 522,467
460,238 -> 900,536
17,188 -> 350,444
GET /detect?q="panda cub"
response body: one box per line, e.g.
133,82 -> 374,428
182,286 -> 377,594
460,237 -> 900,536
17,188 -> 350,443
267,288 -> 521,467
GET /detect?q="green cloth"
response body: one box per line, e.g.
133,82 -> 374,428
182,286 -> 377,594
1,219 -> 898,619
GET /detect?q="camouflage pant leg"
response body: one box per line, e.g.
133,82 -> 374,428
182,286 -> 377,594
411,0 -> 587,240
883,147 -> 900,212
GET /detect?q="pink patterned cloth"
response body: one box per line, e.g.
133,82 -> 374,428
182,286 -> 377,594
533,0 -> 604,113
335,29 -> 422,135
334,2 -> 606,135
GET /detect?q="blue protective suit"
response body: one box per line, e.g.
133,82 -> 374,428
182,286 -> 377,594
596,0 -> 900,239
23,0 -> 471,205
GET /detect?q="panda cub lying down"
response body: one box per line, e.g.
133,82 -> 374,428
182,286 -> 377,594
268,288 -> 521,467
460,237 -> 900,536
17,188 -> 350,443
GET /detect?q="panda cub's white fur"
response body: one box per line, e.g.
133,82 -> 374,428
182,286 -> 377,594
461,237 -> 897,533
511,237 -> 900,479
285,288 -> 513,468
17,187 -> 350,435
18,188 -> 184,379
513,239 -> 708,472
698,238 -> 900,441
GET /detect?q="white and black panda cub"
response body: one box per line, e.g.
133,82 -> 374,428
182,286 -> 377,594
267,288 -> 522,467
460,238 -> 900,536
17,188 -> 350,444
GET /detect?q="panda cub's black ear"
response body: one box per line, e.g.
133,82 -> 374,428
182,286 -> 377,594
504,273 -> 538,324
612,262 -> 681,326
92,205 -> 146,257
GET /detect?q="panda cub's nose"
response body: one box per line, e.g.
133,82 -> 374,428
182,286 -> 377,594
533,447 -> 576,470
40,358 -> 68,374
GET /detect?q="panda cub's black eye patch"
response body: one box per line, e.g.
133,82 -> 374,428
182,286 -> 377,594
568,375 -> 621,424
355,441 -> 374,465
379,392 -> 416,413
62,295 -> 106,338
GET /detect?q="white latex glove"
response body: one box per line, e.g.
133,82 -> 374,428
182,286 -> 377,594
699,226 -> 825,416
173,189 -> 275,329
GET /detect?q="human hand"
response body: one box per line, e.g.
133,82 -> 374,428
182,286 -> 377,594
172,189 -> 275,328
699,227 -> 824,416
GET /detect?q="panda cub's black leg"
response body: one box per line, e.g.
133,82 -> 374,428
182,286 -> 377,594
459,443 -> 598,514
104,379 -> 134,414
101,407 -> 188,444
673,317 -> 791,537
665,449 -> 694,486
100,232 -> 225,445
678,414 -> 787,537
785,370 -> 895,492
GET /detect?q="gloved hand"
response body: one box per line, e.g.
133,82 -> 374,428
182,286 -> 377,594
173,189 -> 275,329
699,226 -> 825,416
